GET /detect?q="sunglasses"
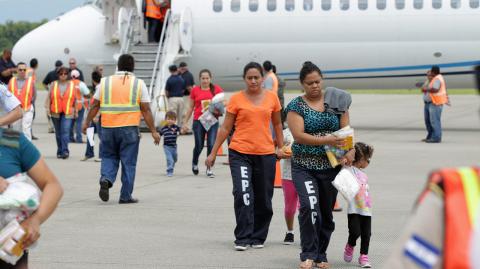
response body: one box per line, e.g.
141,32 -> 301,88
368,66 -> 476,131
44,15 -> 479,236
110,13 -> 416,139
59,73 -> 68,76
18,69 -> 26,71
69,62 -> 76,65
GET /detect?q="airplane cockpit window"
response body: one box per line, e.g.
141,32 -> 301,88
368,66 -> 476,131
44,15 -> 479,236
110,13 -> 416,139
249,0 -> 259,11
471,0 -> 480,8
414,0 -> 423,8
213,0 -> 223,12
377,0 -> 387,9
286,0 -> 295,11
358,0 -> 368,10
267,0 -> 276,11
340,0 -> 350,10
433,0 -> 442,9
395,0 -> 405,9
321,0 -> 332,10
231,0 -> 241,12
451,0 -> 461,8
304,0 -> 313,11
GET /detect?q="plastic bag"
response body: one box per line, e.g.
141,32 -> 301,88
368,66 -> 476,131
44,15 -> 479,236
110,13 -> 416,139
0,173 -> 41,264
325,126 -> 354,167
332,167 -> 360,202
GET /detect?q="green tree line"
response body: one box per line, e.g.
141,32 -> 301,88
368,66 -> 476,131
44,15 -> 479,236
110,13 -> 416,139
0,20 -> 47,52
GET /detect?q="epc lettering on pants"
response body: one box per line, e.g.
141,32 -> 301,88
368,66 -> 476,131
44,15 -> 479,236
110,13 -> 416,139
305,181 -> 318,224
241,166 -> 250,206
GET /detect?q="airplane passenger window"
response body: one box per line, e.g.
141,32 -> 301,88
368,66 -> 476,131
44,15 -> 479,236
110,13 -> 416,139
396,0 -> 405,9
340,0 -> 350,10
304,0 -> 314,11
451,0 -> 461,8
213,0 -> 223,12
377,0 -> 387,9
286,0 -> 295,11
322,0 -> 332,10
433,0 -> 442,9
471,0 -> 480,8
358,0 -> 368,10
249,0 -> 259,11
414,0 -> 424,8
267,0 -> 276,11
231,0 -> 241,12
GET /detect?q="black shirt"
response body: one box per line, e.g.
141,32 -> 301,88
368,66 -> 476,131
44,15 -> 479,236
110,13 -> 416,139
0,58 -> 16,84
181,70 -> 195,96
43,69 -> 59,86
165,75 -> 186,98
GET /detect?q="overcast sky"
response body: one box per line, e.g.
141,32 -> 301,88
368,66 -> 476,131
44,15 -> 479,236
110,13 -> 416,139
0,0 -> 87,23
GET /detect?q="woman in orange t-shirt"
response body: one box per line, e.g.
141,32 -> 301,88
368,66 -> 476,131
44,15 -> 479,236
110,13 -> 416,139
206,62 -> 285,250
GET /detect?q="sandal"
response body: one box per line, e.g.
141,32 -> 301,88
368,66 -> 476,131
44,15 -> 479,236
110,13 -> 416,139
315,262 -> 329,269
299,259 -> 314,269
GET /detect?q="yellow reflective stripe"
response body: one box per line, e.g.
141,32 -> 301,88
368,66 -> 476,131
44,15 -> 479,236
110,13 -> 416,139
459,167 -> 480,226
129,78 -> 134,105
65,82 -> 74,115
108,77 -> 113,104
24,77 -> 32,110
9,77 -> 16,94
53,82 -> 59,113
135,79 -> 141,104
100,78 -> 106,105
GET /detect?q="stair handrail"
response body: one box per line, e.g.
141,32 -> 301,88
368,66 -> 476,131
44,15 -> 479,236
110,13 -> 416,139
120,8 -> 136,55
149,9 -> 171,96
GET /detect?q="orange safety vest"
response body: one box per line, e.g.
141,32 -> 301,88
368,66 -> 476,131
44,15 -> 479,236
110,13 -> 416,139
145,0 -> 162,19
429,74 -> 448,105
8,77 -> 34,111
50,81 -> 76,116
99,74 -> 142,128
435,167 -> 480,269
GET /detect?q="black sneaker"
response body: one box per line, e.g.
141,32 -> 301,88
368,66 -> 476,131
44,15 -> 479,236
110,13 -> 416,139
234,244 -> 248,251
99,180 -> 110,202
283,232 -> 294,245
192,165 -> 199,175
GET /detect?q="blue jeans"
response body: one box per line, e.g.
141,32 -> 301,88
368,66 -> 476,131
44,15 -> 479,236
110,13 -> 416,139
85,121 -> 102,158
163,145 -> 178,174
428,103 -> 443,142
51,114 -> 73,156
100,126 -> 140,201
423,102 -> 433,140
70,108 -> 84,142
192,120 -> 219,166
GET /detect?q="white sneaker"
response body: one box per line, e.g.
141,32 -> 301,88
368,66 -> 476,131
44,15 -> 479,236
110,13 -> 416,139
206,168 -> 215,178
251,244 -> 264,249
234,244 -> 248,251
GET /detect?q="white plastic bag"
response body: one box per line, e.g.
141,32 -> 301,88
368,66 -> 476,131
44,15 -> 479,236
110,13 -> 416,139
332,167 -> 360,202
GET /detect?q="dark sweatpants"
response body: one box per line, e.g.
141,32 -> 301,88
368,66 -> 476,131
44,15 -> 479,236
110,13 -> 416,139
347,214 -> 371,255
229,149 -> 276,245
292,162 -> 340,263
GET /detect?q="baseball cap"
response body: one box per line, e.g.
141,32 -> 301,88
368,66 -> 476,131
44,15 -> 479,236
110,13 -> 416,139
55,60 -> 63,67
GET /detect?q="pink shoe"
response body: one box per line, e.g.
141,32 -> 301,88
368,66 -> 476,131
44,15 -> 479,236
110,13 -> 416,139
343,244 -> 354,263
358,254 -> 372,268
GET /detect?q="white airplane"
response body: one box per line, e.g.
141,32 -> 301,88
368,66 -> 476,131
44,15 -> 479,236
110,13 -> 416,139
12,0 -> 480,121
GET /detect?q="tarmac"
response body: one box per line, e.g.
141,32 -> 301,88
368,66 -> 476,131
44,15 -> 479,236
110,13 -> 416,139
27,91 -> 480,269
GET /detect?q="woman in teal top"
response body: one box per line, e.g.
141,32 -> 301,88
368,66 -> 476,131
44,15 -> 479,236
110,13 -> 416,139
286,62 -> 354,269
0,128 -> 63,268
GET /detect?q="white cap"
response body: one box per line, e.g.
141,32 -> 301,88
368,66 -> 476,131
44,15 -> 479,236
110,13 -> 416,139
70,70 -> 80,79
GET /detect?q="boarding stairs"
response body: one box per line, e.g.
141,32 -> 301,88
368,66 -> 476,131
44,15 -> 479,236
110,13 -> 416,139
123,8 -> 193,127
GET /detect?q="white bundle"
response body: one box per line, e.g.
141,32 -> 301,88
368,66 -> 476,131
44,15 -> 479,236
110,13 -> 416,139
332,167 -> 360,202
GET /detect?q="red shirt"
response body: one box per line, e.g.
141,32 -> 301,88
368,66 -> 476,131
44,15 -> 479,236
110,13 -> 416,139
190,85 -> 223,120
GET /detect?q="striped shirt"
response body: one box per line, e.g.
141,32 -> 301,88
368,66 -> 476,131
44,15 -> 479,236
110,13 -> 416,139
159,124 -> 179,146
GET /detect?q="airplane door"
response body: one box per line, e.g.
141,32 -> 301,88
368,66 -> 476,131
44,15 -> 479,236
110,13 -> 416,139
179,8 -> 193,53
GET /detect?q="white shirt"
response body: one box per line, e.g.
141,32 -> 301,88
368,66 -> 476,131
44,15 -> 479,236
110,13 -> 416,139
93,72 -> 150,103
0,83 -> 20,113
